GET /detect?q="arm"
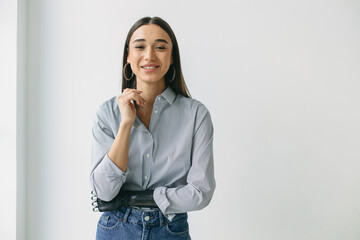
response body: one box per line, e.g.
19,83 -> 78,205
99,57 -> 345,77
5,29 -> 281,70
154,104 -> 216,215
90,105 -> 129,201
108,122 -> 132,172
90,89 -> 145,201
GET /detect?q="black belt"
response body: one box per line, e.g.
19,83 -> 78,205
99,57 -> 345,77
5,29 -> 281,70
91,189 -> 157,212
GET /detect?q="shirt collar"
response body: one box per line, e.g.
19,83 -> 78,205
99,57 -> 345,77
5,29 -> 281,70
160,87 -> 176,105
132,87 -> 176,131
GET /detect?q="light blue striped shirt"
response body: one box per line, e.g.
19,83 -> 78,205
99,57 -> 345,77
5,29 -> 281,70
90,87 -> 215,218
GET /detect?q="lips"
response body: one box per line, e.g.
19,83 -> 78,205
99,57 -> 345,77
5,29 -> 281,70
141,64 -> 159,69
140,64 -> 160,73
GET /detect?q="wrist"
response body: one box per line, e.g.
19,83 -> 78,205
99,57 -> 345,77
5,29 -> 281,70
115,122 -> 133,140
119,121 -> 133,129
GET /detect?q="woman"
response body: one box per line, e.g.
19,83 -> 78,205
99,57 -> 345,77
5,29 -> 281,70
90,16 -> 215,240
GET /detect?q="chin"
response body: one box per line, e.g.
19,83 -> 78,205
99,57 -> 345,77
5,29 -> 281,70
138,76 -> 165,84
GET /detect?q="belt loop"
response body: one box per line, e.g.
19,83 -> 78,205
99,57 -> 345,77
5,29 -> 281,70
159,210 -> 165,226
123,207 -> 132,223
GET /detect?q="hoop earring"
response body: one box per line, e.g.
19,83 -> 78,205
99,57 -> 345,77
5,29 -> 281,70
123,63 -> 134,81
168,66 -> 176,82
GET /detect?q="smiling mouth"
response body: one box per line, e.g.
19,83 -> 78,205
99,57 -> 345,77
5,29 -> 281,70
142,66 -> 159,69
141,64 -> 160,69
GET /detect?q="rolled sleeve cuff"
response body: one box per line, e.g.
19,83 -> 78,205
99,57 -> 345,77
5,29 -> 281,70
154,186 -> 175,220
97,154 -> 128,182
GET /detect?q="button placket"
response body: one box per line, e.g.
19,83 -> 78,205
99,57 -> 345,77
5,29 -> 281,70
153,100 -> 160,115
142,132 -> 152,187
144,151 -> 151,185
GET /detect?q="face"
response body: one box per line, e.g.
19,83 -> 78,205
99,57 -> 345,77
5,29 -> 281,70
127,24 -> 173,85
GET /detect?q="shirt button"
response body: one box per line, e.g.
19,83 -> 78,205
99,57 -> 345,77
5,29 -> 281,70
144,175 -> 148,180
144,216 -> 150,221
158,97 -> 161,100
154,110 -> 158,114
146,153 -> 150,158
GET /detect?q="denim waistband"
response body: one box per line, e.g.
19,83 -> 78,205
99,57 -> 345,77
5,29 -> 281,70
113,207 -> 167,227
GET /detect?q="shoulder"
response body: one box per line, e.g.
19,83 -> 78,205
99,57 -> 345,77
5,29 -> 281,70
99,95 -> 118,111
95,95 -> 120,120
175,95 -> 211,116
174,95 -> 213,135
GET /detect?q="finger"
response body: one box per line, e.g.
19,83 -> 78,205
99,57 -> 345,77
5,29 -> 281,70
128,91 -> 145,104
122,89 -> 143,98
133,94 -> 145,107
123,88 -> 142,94
119,91 -> 145,106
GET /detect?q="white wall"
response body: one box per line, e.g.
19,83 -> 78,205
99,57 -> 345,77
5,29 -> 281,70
0,0 -> 16,239
21,0 -> 360,239
17,0 -> 27,239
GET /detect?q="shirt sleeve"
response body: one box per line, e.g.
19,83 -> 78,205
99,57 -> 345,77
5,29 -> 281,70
90,104 -> 128,201
154,104 -> 216,217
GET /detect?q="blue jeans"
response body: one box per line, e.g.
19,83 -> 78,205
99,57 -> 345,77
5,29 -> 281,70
96,207 -> 191,240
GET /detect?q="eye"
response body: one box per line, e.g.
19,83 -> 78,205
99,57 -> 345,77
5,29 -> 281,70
135,45 -> 144,49
156,46 -> 166,50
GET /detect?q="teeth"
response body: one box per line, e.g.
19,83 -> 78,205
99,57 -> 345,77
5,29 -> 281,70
143,66 -> 156,69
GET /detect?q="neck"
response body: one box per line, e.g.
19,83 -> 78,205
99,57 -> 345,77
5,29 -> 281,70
136,80 -> 166,103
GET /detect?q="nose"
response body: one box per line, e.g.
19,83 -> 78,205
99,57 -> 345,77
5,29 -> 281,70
144,47 -> 155,61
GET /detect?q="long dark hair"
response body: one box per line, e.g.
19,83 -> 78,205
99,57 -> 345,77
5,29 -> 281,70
122,17 -> 191,98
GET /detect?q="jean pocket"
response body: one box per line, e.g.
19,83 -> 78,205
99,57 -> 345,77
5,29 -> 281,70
165,213 -> 189,236
97,210 -> 123,230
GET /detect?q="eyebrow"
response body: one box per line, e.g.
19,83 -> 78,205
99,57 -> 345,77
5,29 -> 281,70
132,38 -> 169,44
